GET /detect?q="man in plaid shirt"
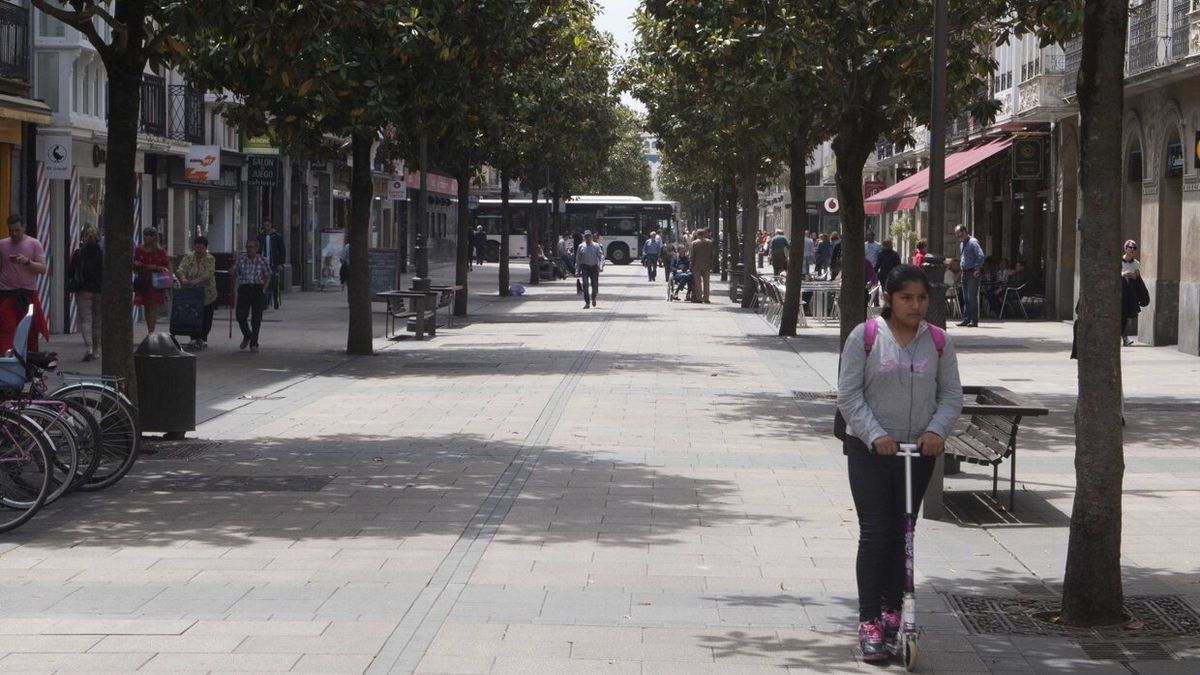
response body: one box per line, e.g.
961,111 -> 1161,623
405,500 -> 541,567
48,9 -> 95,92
232,239 -> 272,352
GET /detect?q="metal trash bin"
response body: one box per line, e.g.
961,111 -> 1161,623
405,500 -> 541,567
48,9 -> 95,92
728,264 -> 747,302
134,333 -> 196,439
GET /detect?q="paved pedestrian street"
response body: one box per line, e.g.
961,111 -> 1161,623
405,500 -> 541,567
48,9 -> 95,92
1,265 -> 1197,674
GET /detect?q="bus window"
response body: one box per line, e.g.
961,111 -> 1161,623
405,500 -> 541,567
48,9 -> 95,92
601,218 -> 638,237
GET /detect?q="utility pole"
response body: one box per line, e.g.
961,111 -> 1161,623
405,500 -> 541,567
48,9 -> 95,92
412,135 -> 430,292
923,0 -> 951,519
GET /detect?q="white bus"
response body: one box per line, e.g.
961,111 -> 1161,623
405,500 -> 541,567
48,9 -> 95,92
472,199 -> 539,261
564,196 -> 679,264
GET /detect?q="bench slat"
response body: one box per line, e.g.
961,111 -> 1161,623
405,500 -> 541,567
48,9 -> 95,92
961,423 -> 1010,455
946,434 -> 1003,465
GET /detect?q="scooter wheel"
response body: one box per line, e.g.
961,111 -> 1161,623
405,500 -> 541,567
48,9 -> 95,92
903,638 -> 918,671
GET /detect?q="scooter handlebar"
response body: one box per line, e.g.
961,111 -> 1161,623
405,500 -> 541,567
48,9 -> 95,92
896,443 -> 920,457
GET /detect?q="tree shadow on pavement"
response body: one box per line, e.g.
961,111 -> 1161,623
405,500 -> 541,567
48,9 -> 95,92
6,432 -> 798,552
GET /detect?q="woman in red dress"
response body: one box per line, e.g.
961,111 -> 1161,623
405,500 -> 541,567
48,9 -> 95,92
133,228 -> 170,333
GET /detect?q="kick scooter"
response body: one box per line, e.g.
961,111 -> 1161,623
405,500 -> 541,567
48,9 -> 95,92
894,443 -> 921,671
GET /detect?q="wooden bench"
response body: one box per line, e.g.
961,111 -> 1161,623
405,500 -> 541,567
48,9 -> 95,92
376,290 -> 439,340
945,386 -> 1049,511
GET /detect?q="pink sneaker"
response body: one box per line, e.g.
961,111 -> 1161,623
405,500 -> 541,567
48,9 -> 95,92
881,608 -> 901,643
858,619 -> 888,662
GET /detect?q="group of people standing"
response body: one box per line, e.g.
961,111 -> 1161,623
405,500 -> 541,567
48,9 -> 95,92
642,228 -> 714,303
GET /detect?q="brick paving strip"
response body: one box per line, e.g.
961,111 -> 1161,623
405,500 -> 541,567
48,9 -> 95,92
366,290 -> 628,674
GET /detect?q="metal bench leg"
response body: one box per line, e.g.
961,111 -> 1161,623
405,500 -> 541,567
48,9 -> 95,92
1009,452 -> 1016,512
992,463 -> 999,500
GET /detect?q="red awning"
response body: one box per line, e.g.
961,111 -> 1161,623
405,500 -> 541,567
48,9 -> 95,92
865,137 -> 1013,215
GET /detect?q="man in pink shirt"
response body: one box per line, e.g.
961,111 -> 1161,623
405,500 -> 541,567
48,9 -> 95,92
0,214 -> 49,353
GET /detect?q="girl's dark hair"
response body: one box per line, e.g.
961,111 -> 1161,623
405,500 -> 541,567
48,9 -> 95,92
880,264 -> 931,319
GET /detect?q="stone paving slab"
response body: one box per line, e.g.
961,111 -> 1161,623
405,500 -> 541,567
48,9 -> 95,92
1,265 -> 1197,673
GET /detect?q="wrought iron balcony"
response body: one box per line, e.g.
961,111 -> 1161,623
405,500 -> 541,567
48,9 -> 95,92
1063,37 -> 1082,98
140,74 -> 167,136
1127,1 -> 1161,75
168,85 -> 204,144
0,2 -> 29,83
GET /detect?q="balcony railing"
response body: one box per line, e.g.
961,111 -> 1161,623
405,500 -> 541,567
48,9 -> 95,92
168,85 -> 203,144
1063,37 -> 1083,98
0,2 -> 29,83
1172,0 -> 1192,60
1127,1 -> 1161,75
140,74 -> 166,136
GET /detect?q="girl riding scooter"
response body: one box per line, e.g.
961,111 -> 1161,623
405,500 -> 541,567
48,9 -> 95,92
836,264 -> 963,662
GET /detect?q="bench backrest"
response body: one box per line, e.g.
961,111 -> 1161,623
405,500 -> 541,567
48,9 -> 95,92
963,413 -> 1021,459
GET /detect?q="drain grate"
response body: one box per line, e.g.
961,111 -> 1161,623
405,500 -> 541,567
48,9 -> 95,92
1079,640 -> 1174,662
135,475 -> 335,492
139,440 -> 222,461
949,594 -> 1200,641
792,390 -> 837,401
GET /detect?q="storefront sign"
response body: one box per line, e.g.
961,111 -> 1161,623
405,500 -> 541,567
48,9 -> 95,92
243,134 -> 280,155
1011,138 -> 1043,180
387,176 -> 407,200
823,197 -> 840,213
185,145 -> 222,182
247,156 -> 280,187
40,133 -> 72,180
863,180 -> 885,198
1194,132 -> 1200,170
319,231 -> 345,288
368,248 -> 401,295
1167,140 -> 1184,178
405,169 -> 458,196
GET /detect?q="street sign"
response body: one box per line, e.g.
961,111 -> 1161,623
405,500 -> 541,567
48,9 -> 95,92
863,180 -> 885,199
823,197 -> 840,213
41,134 -> 71,180
1011,138 -> 1043,180
247,156 -> 279,187
388,177 -> 407,200
468,194 -> 480,211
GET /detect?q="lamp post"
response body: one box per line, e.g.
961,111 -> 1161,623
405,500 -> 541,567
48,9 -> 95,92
923,0 -> 952,520
411,135 -> 430,292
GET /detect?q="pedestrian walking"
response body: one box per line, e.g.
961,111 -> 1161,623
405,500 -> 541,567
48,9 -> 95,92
232,238 -> 272,352
688,228 -> 714,303
864,231 -> 882,268
472,226 -> 488,266
575,230 -> 604,309
133,227 -> 170,334
1121,239 -> 1149,347
830,231 -> 843,279
768,229 -> 789,276
803,231 -> 816,278
0,215 -> 49,354
642,229 -> 663,282
256,218 -> 286,310
836,263 -> 962,662
557,234 -> 575,276
176,236 -> 217,351
874,239 -> 901,287
816,233 -> 832,278
67,227 -> 103,361
955,225 -> 985,327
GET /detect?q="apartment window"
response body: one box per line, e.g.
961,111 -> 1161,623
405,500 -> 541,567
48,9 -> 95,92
38,9 -> 66,38
78,62 -> 90,114
35,52 -> 59,111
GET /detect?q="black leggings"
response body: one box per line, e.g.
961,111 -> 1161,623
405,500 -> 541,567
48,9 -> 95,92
847,446 -> 935,622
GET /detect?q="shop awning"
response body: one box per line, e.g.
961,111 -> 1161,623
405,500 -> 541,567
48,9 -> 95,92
865,137 -> 1013,215
0,94 -> 52,125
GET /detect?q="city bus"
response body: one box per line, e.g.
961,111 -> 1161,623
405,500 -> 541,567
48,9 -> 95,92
563,196 -> 679,264
472,199 -> 543,262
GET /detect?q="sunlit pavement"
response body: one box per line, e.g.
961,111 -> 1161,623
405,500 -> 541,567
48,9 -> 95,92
1,264 -> 1196,674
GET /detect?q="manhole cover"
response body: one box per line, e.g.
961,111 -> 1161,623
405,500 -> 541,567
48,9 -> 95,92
139,440 -> 222,461
793,390 -> 837,401
948,595 -> 1200,641
1079,640 -> 1174,662
135,475 -> 335,492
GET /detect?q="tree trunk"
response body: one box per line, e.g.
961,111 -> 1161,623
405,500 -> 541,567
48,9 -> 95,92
739,157 -> 759,308
99,62 -> 144,400
780,136 -> 810,336
499,168 -> 511,296
454,164 -> 471,316
528,181 -> 540,285
1060,0 -> 1128,627
832,132 -> 874,346
345,131 -> 374,355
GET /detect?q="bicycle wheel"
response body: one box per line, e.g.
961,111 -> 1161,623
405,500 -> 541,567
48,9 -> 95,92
20,404 -> 79,505
59,398 -> 102,487
49,383 -> 139,491
0,408 -> 54,533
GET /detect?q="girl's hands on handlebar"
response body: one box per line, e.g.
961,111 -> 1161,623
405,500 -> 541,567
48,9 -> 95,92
917,431 -> 945,456
872,435 -> 899,456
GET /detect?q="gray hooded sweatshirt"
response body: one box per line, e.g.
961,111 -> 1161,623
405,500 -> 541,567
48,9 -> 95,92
837,317 -> 963,448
